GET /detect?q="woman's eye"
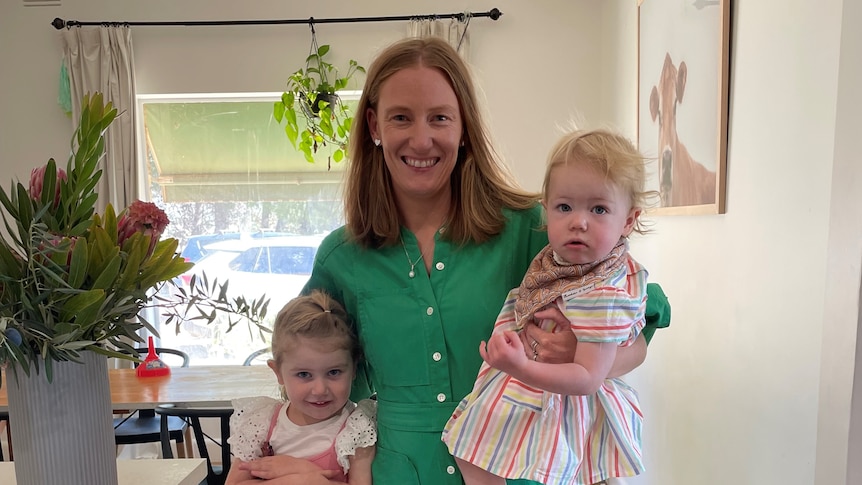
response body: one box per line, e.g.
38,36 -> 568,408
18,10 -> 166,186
391,114 -> 408,122
328,369 -> 342,377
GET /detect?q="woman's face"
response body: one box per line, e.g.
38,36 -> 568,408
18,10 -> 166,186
367,65 -> 463,207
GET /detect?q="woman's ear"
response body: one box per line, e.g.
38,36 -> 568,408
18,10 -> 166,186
366,108 -> 379,141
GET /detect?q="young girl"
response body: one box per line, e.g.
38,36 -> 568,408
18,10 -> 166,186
226,289 -> 376,485
442,128 -> 654,485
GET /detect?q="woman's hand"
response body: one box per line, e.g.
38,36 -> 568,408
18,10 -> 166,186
520,307 -> 578,364
520,307 -> 648,377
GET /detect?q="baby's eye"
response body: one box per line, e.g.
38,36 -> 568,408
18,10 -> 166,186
592,206 -> 608,215
327,369 -> 343,377
556,203 -> 572,213
296,371 -> 311,379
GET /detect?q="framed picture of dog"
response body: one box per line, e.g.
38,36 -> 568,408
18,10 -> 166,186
638,0 -> 730,215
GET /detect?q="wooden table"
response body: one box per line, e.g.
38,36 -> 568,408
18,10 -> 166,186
0,365 -> 280,411
0,365 -> 280,485
0,458 -> 207,485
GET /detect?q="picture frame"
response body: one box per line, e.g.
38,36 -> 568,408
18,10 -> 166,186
638,0 -> 731,215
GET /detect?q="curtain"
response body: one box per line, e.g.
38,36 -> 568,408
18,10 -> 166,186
408,15 -> 471,60
59,26 -> 138,214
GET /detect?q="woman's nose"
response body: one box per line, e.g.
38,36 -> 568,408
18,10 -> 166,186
409,123 -> 434,151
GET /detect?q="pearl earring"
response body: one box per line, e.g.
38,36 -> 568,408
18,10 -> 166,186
374,139 -> 381,147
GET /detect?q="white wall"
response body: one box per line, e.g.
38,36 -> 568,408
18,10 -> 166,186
2,0 -> 861,484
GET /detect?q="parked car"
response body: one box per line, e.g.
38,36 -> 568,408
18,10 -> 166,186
181,234 -> 326,315
180,231 -> 295,263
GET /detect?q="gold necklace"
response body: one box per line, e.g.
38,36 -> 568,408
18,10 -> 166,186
400,237 -> 424,279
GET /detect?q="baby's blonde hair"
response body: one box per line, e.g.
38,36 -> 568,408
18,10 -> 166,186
542,128 -> 657,235
270,289 -> 359,365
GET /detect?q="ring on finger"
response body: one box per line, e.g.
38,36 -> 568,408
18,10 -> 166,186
532,351 -> 538,361
530,340 -> 539,351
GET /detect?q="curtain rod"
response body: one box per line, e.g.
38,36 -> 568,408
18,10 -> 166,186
51,8 -> 502,29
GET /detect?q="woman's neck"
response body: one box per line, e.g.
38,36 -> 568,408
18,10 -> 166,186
397,194 -> 451,239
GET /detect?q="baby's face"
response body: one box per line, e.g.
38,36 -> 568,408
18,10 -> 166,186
542,162 -> 635,264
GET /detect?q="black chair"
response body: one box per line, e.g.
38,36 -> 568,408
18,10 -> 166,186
113,347 -> 193,458
157,403 -> 234,485
242,348 -> 270,366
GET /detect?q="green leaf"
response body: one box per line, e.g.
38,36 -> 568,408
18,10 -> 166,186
67,238 -> 89,289
90,252 -> 121,290
317,45 -> 330,57
333,149 -> 344,163
59,289 -> 105,324
273,101 -> 285,123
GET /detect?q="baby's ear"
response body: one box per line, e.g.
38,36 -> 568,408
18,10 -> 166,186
624,207 -> 642,235
540,199 -> 548,211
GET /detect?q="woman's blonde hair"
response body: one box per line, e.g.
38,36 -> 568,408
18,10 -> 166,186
270,289 -> 359,365
542,128 -> 658,235
345,37 -> 538,248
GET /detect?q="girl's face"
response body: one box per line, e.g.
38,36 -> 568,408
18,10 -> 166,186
542,161 -> 639,265
366,65 -> 463,208
268,335 -> 355,425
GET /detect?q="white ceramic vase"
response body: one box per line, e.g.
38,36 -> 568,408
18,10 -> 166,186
6,350 -> 118,485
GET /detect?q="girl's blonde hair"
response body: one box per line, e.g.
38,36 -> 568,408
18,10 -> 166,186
345,37 -> 538,248
542,128 -> 657,235
270,289 -> 359,365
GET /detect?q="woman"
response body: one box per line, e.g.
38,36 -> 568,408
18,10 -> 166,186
305,37 -> 669,485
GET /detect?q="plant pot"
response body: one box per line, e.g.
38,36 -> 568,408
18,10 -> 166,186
6,351 -> 118,485
301,92 -> 340,119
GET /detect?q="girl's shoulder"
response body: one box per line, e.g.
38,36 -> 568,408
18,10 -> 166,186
335,399 -> 378,473
228,396 -> 284,462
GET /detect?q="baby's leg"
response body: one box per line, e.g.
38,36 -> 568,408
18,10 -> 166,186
455,457 -> 506,485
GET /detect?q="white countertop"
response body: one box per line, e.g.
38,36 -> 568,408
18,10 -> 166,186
0,458 -> 207,485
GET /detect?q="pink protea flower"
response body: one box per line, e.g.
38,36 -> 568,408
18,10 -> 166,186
117,201 -> 170,256
29,165 -> 67,207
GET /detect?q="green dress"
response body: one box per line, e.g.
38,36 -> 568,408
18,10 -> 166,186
303,206 -> 670,485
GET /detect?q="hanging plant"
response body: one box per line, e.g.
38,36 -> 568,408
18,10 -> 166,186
273,26 -> 365,165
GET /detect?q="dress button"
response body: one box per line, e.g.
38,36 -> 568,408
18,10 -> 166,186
437,393 -> 446,402
435,262 -> 445,271
447,465 -> 456,474
432,352 -> 442,361
426,307 -> 434,316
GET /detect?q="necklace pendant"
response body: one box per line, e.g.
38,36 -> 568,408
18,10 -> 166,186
408,269 -> 416,278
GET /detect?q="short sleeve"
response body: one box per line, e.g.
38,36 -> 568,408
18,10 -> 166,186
334,398 -> 378,473
227,396 -> 282,462
563,260 -> 648,345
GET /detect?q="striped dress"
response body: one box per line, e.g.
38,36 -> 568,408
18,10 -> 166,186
442,255 -> 647,485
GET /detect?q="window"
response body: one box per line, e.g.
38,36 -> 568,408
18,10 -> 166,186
138,93 -> 356,365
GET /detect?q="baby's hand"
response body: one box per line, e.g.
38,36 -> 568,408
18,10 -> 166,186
480,330 -> 528,376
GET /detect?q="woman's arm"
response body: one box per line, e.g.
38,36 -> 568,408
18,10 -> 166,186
521,308 -> 647,378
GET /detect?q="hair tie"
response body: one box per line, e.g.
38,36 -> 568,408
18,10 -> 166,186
324,309 -> 331,313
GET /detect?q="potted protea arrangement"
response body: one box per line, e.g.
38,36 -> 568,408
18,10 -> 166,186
0,93 -> 269,484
